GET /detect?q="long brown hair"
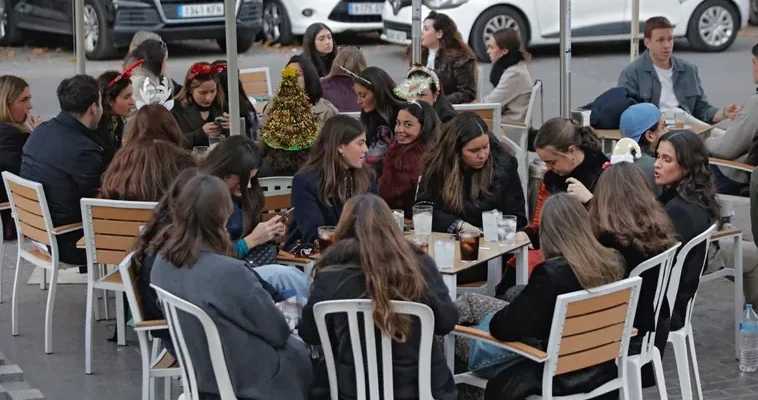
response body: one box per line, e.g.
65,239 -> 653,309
0,75 -> 30,132
315,194 -> 425,342
589,162 -> 676,255
540,193 -> 624,289
174,62 -> 225,109
420,11 -> 476,61
301,115 -> 374,206
124,104 -> 188,148
132,167 -> 202,273
160,174 -> 234,268
99,140 -> 196,202
418,112 -> 498,214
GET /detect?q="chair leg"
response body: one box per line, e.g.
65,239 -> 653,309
671,333 -> 693,400
626,359 -> 643,400
0,242 -> 5,303
44,263 -> 60,354
40,267 -> 46,290
686,329 -> 704,400
163,377 -> 171,400
116,292 -> 126,346
139,335 -> 152,400
653,348 -> 669,400
11,249 -> 22,336
85,278 -> 95,374
149,377 -> 156,400
102,266 -> 110,321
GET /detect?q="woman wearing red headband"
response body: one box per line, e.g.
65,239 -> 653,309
171,61 -> 228,148
95,61 -> 139,163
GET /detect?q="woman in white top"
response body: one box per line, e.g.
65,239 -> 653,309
482,28 -> 533,123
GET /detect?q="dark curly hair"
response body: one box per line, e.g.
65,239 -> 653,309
657,131 -> 721,226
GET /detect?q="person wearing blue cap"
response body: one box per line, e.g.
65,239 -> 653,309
620,103 -> 668,196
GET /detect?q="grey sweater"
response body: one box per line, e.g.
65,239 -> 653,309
705,93 -> 758,183
151,251 -> 312,400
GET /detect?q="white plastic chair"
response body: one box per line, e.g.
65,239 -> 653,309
453,276 -> 643,400
2,171 -> 83,354
312,299 -> 436,400
666,224 -> 717,400
119,252 -> 181,400
151,283 -> 237,400
498,134 -> 528,217
81,198 -> 158,374
0,200 -> 9,303
626,243 -> 681,400
340,111 -> 361,119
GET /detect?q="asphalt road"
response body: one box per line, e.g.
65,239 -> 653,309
1,31 -> 757,121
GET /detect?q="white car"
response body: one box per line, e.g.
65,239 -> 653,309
382,0 -> 749,61
262,0 -> 385,44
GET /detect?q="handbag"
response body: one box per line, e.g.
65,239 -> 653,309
468,312 -> 528,379
243,241 -> 278,267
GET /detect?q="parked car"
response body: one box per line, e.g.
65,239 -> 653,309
260,0 -> 383,44
382,0 -> 749,61
0,0 -> 263,59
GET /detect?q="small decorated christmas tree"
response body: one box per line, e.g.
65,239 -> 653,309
259,66 -> 320,151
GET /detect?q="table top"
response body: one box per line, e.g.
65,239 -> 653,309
595,124 -> 713,140
422,232 -> 529,275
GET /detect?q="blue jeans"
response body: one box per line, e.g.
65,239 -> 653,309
255,264 -> 309,299
711,165 -> 748,196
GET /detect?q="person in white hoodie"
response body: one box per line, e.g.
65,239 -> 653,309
705,42 -> 758,196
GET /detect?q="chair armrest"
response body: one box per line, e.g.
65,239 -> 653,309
76,236 -> 86,249
453,325 -> 549,362
502,120 -> 527,127
135,320 -> 169,331
277,250 -> 311,264
709,158 -> 755,173
712,228 -> 742,240
52,223 -> 83,235
0,202 -> 9,211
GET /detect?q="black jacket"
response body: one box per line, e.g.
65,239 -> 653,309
421,51 -> 477,104
20,112 -> 106,227
171,101 -> 226,148
95,116 -> 125,165
299,240 -> 458,400
486,257 -> 618,399
0,123 -> 29,203
416,135 -> 527,232
434,94 -> 457,123
659,188 -> 714,331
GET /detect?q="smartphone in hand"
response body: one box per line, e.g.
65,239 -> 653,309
280,207 -> 295,224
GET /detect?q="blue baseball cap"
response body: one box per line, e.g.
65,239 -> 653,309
620,103 -> 661,142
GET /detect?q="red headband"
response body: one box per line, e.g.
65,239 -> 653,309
107,59 -> 145,89
188,62 -> 226,80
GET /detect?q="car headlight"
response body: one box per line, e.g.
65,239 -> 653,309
423,0 -> 468,10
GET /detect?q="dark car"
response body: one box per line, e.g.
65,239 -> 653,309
0,0 -> 262,59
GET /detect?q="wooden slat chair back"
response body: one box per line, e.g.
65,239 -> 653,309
239,67 -> 273,100
2,171 -> 85,354
259,176 -> 293,222
80,198 -> 157,374
152,283 -> 238,400
535,276 -> 642,399
453,103 -> 502,133
119,253 -> 181,400
313,299 -> 436,400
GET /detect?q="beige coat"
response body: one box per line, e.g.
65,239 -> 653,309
482,61 -> 533,123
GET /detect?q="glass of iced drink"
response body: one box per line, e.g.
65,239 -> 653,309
459,230 -> 480,262
392,209 -> 405,232
498,215 -> 518,245
317,226 -> 336,253
412,205 -> 433,237
433,238 -> 455,269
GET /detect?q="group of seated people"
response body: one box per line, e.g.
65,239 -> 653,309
0,12 -> 747,400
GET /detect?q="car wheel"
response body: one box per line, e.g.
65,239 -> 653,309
0,0 -> 24,46
687,0 -> 739,52
83,0 -> 115,60
217,31 -> 256,53
470,6 -> 529,62
261,0 -> 293,44
750,0 -> 758,25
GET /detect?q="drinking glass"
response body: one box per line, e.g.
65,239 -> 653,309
208,134 -> 224,151
433,239 -> 455,269
497,215 -> 518,245
317,226 -> 336,253
412,205 -> 433,237
459,230 -> 480,262
482,210 -> 500,242
392,209 -> 405,232
674,111 -> 685,129
409,235 -> 429,253
191,146 -> 209,159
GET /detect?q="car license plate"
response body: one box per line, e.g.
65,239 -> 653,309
348,3 -> 383,15
177,3 -> 224,18
386,28 -> 407,42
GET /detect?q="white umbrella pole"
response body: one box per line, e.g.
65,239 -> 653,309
74,0 -> 86,74
225,0 -> 241,135
631,0 -> 640,61
559,0 -> 571,117
411,0 -> 422,64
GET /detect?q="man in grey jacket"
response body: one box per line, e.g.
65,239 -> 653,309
705,43 -> 758,195
618,16 -> 738,126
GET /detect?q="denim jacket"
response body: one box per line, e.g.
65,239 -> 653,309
618,50 -> 719,123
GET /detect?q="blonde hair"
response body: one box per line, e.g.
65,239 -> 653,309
327,46 -> 367,78
540,193 -> 624,289
0,75 -> 30,132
